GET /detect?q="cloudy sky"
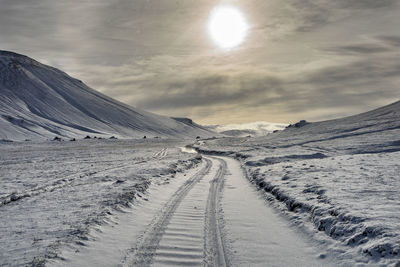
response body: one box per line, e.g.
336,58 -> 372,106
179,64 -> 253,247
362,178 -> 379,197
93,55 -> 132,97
1,0 -> 400,124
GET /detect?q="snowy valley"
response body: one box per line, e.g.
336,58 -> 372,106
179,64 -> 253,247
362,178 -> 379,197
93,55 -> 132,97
0,51 -> 399,266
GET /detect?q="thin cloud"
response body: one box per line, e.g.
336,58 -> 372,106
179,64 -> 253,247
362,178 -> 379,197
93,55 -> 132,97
326,44 -> 392,55
377,35 -> 400,47
0,0 -> 399,124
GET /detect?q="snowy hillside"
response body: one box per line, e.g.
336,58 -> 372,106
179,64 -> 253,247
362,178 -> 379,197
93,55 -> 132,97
195,100 -> 400,266
207,121 -> 287,137
0,51 -> 213,141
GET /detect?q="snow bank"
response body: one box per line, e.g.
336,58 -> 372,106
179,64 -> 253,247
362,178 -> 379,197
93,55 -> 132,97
246,152 -> 400,265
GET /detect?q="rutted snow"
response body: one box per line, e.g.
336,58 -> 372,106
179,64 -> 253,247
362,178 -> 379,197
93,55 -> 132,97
195,100 -> 400,266
51,156 -> 208,267
48,155 -> 336,267
0,139 -> 201,266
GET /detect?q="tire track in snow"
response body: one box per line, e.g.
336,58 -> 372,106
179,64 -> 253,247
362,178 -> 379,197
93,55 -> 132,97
153,148 -> 168,159
122,158 -> 212,266
122,157 -> 229,266
1,151 -> 169,208
204,157 -> 229,267
0,162 -> 134,208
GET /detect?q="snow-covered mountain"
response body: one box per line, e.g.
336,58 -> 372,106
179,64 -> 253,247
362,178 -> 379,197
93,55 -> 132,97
0,51 -> 214,141
207,121 -> 288,137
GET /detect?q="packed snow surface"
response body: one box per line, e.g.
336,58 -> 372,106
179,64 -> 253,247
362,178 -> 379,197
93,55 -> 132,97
0,139 -> 202,266
0,51 -> 213,141
51,155 -> 334,267
196,100 -> 400,266
219,156 -> 332,266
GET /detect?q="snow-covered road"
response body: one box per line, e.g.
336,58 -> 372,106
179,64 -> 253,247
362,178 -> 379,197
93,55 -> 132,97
54,155 -> 332,266
220,156 -> 333,266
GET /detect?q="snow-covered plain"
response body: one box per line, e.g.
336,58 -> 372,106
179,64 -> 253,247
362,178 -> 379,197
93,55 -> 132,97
0,139 -> 202,266
195,100 -> 400,266
1,101 -> 399,266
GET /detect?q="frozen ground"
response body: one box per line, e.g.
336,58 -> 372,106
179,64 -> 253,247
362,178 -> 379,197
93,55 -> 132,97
51,155 -> 334,267
0,139 -> 336,267
0,139 -> 201,266
1,100 -> 399,266
195,101 -> 400,266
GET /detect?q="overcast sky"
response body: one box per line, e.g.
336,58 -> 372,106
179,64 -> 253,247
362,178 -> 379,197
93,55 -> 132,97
1,0 -> 400,124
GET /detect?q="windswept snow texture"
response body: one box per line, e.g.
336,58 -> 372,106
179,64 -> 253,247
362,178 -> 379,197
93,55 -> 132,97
207,121 -> 287,137
0,139 -> 201,266
0,51 -> 213,141
196,100 -> 400,266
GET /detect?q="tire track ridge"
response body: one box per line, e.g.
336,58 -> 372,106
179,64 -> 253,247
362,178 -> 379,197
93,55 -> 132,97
204,157 -> 229,267
0,162 -> 133,208
121,158 -> 212,266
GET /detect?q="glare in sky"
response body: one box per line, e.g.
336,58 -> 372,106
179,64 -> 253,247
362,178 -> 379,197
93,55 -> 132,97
208,5 -> 248,49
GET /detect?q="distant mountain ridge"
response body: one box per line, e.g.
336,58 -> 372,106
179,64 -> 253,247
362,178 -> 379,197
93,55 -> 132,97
263,99 -> 400,155
207,121 -> 288,137
0,51 -> 214,141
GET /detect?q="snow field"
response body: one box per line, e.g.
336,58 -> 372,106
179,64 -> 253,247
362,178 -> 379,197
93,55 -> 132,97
194,100 -> 400,266
0,139 -> 201,266
245,152 -> 400,266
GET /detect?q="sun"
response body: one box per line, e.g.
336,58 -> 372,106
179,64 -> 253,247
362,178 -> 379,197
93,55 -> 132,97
208,5 -> 248,49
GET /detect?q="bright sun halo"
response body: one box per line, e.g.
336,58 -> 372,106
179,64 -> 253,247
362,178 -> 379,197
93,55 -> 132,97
208,5 -> 248,49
